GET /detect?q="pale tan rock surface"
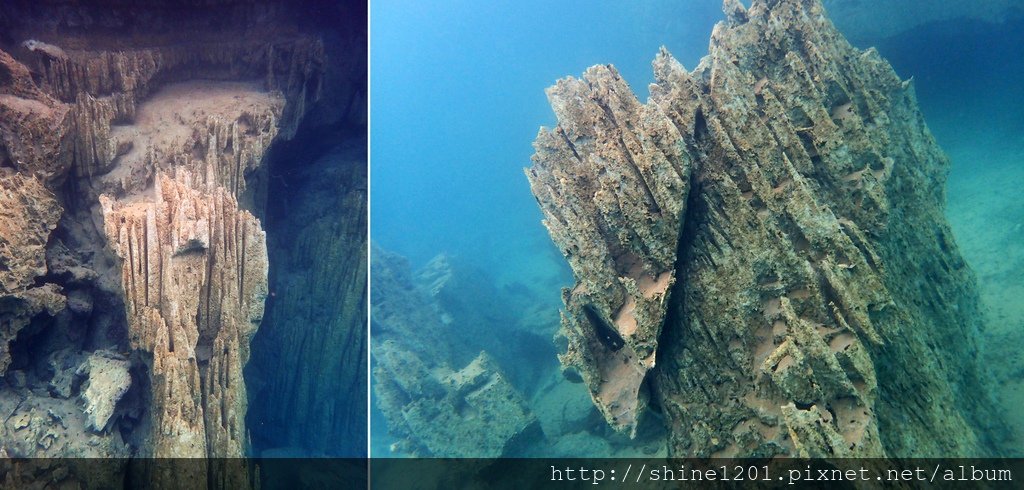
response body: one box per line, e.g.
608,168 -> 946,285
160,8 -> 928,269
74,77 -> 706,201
100,168 -> 269,459
0,0 -> 353,486
79,351 -> 132,432
530,0 -> 1007,457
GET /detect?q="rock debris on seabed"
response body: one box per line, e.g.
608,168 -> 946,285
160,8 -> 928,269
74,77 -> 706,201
371,248 -> 543,458
529,0 -> 1009,457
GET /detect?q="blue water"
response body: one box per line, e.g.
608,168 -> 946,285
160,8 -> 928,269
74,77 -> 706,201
372,1 -> 721,275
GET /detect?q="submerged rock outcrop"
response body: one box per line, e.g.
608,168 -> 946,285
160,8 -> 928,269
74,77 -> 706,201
529,60 -> 690,439
0,174 -> 63,376
0,0 -> 365,485
371,246 -> 667,458
375,343 -> 540,458
529,0 -> 1007,457
371,249 -> 542,457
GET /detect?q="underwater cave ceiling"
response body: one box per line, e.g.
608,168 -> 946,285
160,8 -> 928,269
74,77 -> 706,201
0,0 -> 365,484
529,0 -> 1009,457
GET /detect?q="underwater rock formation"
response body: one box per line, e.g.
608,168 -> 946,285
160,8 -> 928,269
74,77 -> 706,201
528,59 -> 691,438
0,174 -> 62,375
0,0 -> 365,485
375,343 -> 540,458
530,0 -> 1006,457
371,248 -> 543,457
246,139 -> 367,457
370,248 -> 457,364
100,167 -> 269,461
89,72 -> 282,466
415,254 -> 559,387
243,2 -> 367,460
78,350 -> 132,432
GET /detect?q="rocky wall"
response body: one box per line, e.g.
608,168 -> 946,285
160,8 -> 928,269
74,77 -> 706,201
246,140 -> 367,457
529,0 -> 1007,458
0,0 -> 363,486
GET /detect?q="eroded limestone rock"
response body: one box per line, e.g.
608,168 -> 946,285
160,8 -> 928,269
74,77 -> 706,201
78,351 -> 131,432
100,168 -> 268,459
0,174 -> 62,296
1,2 -> 334,484
527,69 -> 690,435
0,174 -> 63,376
375,343 -> 540,458
530,0 -> 1006,457
246,141 -> 367,457
370,247 -> 459,364
0,382 -> 131,461
0,50 -> 72,181
371,249 -> 543,457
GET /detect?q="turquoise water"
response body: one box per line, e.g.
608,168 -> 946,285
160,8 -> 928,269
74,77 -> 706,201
371,1 -> 1024,457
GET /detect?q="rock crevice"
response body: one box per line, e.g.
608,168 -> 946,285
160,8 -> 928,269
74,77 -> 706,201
0,0 -> 365,485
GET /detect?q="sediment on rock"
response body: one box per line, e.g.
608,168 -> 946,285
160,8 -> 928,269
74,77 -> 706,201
530,0 -> 1007,457
0,0 -> 364,485
370,248 -> 548,457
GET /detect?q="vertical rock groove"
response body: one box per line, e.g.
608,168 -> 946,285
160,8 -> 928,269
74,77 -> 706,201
529,0 -> 1007,457
528,63 -> 692,437
0,0 -> 366,485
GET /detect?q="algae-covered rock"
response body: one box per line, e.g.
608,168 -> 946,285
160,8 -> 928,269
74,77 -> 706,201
375,343 -> 541,457
530,0 -> 1007,458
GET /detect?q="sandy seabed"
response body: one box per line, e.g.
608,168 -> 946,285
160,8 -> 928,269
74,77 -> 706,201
942,105 -> 1024,454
